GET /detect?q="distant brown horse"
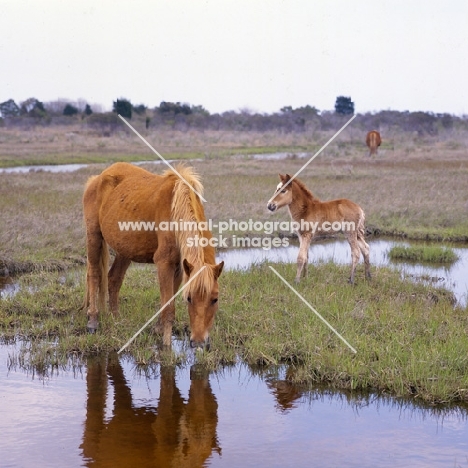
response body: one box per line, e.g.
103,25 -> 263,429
366,130 -> 381,157
267,174 -> 371,284
83,162 -> 223,349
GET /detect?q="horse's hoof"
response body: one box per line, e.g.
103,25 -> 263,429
294,278 -> 301,284
87,326 -> 97,334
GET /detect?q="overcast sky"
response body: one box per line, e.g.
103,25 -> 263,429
1,0 -> 467,115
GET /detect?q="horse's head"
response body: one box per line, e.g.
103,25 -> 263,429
183,259 -> 224,350
267,174 -> 293,212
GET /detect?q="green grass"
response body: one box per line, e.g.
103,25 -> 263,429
388,245 -> 459,263
1,263 -> 467,404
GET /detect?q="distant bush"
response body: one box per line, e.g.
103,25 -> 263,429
63,104 -> 79,116
0,99 -> 20,118
335,96 -> 354,115
132,104 -> 147,115
113,98 -> 132,119
84,104 -> 93,116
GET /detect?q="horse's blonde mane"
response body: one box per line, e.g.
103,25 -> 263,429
166,165 -> 214,298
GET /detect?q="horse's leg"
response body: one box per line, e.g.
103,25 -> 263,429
296,232 -> 312,283
108,254 -> 131,316
173,262 -> 183,294
347,234 -> 361,284
155,261 -> 177,347
85,232 -> 106,332
358,236 -> 371,280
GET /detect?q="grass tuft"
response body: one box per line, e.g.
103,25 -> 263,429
388,245 -> 459,263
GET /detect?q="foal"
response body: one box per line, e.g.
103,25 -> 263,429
267,174 -> 371,284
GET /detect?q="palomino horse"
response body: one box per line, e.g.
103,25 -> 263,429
366,130 -> 381,157
83,162 -> 223,349
267,174 -> 371,284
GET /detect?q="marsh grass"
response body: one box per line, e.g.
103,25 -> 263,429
1,126 -> 468,275
388,245 -> 459,263
1,125 -> 468,406
1,263 -> 467,404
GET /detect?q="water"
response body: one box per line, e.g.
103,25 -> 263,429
251,152 -> 310,160
0,159 -> 194,174
217,238 -> 468,307
1,344 -> 467,468
0,276 -> 20,298
1,238 -> 467,307
0,163 -> 89,174
0,153 -> 306,173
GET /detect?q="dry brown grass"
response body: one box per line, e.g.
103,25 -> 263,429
3,121 -> 466,165
1,125 -> 467,273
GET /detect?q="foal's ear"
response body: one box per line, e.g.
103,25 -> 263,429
213,261 -> 224,279
284,174 -> 292,182
183,259 -> 194,277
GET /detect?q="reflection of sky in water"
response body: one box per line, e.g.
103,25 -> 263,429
218,239 -> 468,307
0,276 -> 20,298
1,344 -> 467,468
0,163 -> 89,174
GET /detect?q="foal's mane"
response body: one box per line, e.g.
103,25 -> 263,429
291,177 -> 320,202
165,165 -> 214,298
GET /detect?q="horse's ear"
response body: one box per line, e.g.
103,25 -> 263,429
183,259 -> 194,277
213,261 -> 224,279
284,174 -> 292,182
278,173 -> 284,181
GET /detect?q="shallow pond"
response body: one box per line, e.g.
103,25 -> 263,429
1,238 -> 468,307
1,344 -> 468,468
218,238 -> 468,307
0,163 -> 89,174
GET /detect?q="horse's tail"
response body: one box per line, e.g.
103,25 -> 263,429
82,237 -> 109,312
357,207 -> 366,240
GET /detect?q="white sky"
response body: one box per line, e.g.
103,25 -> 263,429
1,0 -> 467,115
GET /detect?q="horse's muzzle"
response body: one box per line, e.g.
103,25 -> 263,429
190,337 -> 211,351
267,202 -> 277,212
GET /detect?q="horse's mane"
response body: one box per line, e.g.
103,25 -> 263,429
292,177 -> 320,202
165,164 -> 214,298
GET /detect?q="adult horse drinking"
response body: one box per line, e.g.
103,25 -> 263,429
267,174 -> 371,284
83,162 -> 223,349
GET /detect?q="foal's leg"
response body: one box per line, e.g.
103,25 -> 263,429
296,232 -> 312,283
108,254 -> 131,316
155,262 -> 177,347
347,234 -> 361,284
357,237 -> 371,280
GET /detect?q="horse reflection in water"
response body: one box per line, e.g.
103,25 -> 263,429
80,354 -> 220,467
261,367 -> 304,413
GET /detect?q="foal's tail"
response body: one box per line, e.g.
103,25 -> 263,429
357,208 -> 366,241
82,238 -> 109,311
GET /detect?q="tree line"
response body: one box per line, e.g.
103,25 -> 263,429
0,96 -> 465,136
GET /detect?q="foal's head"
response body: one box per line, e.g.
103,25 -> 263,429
183,259 -> 224,350
267,174 -> 293,212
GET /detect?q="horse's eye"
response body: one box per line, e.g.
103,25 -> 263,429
187,296 -> 192,304
211,298 -> 218,305
280,189 -> 287,193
